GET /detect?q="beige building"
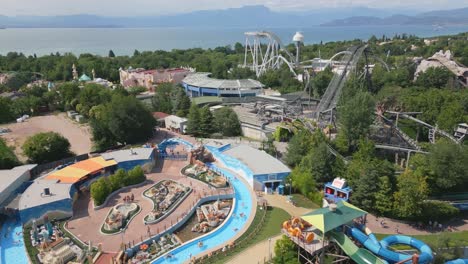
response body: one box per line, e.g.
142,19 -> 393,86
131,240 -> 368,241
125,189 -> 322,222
119,67 -> 192,91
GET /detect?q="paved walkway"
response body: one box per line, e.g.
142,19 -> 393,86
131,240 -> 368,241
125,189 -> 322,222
67,159 -> 233,252
365,214 -> 468,235
226,194 -> 314,264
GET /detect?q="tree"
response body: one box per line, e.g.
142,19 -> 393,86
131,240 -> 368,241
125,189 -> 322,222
393,170 -> 429,219
152,83 -> 173,114
0,138 -> 20,169
374,176 -> 395,216
0,97 -> 15,124
412,140 -> 468,194
90,177 -> 111,206
186,104 -> 201,136
285,129 -> 313,167
312,67 -> 333,97
128,165 -> 146,184
338,89 -> 375,150
108,50 -> 115,58
416,67 -> 453,89
298,142 -> 335,187
77,83 -> 112,117
272,235 -> 300,264
213,107 -> 241,137
173,88 -> 191,117
90,95 -> 156,149
22,132 -> 73,164
199,106 -> 214,137
290,167 -> 321,204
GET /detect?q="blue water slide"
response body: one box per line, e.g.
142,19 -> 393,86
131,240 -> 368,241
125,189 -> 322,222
349,227 -> 434,264
446,259 -> 468,264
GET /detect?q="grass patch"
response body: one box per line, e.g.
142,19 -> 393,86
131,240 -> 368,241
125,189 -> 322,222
291,193 -> 320,209
23,226 -> 40,264
204,206 -> 290,264
375,231 -> 468,250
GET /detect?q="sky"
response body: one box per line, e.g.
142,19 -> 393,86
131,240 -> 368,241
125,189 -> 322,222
1,0 -> 468,16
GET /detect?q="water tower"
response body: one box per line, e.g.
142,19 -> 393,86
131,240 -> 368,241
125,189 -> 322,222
292,32 -> 304,67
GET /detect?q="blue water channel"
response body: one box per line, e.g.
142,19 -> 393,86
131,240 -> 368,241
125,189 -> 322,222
0,217 -> 28,264
151,163 -> 254,264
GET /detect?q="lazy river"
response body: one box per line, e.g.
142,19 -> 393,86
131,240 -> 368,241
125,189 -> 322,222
151,163 -> 254,264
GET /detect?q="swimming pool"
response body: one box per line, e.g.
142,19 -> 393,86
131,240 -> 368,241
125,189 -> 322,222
0,217 -> 28,264
151,163 -> 254,264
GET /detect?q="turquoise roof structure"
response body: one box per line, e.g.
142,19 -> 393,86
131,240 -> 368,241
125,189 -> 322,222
79,74 -> 92,82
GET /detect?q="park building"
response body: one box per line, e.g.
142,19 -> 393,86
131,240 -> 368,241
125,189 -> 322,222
182,73 -> 264,97
119,67 -> 193,91
0,147 -> 156,227
205,143 -> 291,193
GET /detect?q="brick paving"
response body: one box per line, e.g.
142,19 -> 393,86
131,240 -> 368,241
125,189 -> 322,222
67,159 -> 233,252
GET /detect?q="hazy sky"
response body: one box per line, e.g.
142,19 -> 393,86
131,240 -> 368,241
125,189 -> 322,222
2,0 -> 468,16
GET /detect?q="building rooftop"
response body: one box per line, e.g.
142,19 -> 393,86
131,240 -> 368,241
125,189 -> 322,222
19,178 -> 73,210
223,145 -> 290,175
183,73 -> 264,90
45,157 -> 117,184
101,147 -> 154,163
153,112 -> 170,120
0,164 -> 37,197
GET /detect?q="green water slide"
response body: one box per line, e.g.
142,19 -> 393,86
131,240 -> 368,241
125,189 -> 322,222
329,230 -> 388,264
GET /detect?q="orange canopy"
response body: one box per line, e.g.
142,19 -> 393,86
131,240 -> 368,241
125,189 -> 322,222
45,157 -> 117,183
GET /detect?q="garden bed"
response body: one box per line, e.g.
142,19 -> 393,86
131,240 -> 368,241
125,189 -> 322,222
143,180 -> 191,224
182,164 -> 228,188
100,203 -> 141,235
129,234 -> 180,264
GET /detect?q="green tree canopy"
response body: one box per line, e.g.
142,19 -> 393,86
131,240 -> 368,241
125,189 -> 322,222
152,83 -> 174,114
186,104 -> 201,136
0,97 -> 16,124
0,138 -> 20,169
213,107 -> 241,137
199,106 -> 214,137
90,95 -> 156,150
393,170 -> 429,219
22,132 -> 73,164
416,67 -> 453,89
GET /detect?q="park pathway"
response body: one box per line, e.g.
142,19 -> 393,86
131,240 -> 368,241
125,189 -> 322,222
226,194 -> 313,264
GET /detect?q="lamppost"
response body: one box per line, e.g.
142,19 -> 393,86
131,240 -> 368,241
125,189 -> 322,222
268,237 -> 272,261
120,228 -> 125,250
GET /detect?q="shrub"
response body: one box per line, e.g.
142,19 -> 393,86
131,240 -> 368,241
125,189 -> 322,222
22,132 -> 73,164
419,201 -> 459,222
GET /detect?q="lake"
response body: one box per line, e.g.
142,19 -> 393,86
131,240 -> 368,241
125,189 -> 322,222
0,25 -> 467,56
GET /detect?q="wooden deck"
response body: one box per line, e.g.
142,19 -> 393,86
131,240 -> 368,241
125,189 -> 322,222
281,228 -> 329,255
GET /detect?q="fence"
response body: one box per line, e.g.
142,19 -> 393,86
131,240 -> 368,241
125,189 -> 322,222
194,205 -> 269,264
157,153 -> 188,161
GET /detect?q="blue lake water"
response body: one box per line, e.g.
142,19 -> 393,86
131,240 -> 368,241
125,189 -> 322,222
151,163 -> 253,264
0,25 -> 467,56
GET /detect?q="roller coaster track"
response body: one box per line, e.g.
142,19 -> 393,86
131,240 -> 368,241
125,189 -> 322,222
377,113 -> 422,151
386,111 -> 460,144
314,45 -> 367,119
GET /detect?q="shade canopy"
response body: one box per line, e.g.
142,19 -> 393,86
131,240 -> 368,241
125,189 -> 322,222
45,157 -> 116,183
301,201 -> 367,234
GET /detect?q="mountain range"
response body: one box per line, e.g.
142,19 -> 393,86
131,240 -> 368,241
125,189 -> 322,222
0,5 -> 467,28
322,7 -> 468,26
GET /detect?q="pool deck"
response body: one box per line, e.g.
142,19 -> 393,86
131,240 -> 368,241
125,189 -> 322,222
67,158 -> 233,252
187,161 -> 258,263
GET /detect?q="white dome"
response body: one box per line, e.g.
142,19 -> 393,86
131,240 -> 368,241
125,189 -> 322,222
292,32 -> 304,42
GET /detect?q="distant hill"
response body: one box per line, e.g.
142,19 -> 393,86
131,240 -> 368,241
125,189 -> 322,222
0,5 -> 420,28
321,7 -> 468,26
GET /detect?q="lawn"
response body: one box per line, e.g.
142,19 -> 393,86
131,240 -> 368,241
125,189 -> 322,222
375,231 -> 468,249
206,206 -> 290,264
291,193 -> 321,209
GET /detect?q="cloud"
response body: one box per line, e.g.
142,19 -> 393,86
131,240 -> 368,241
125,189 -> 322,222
1,0 -> 468,16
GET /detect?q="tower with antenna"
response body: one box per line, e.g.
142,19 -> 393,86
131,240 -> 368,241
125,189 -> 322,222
292,32 -> 304,68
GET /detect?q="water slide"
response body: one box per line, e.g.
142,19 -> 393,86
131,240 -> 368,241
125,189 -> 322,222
349,226 -> 433,264
446,259 -> 468,264
329,230 -> 388,264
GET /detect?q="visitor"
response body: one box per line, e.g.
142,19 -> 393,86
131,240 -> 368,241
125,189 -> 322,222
233,227 -> 238,232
